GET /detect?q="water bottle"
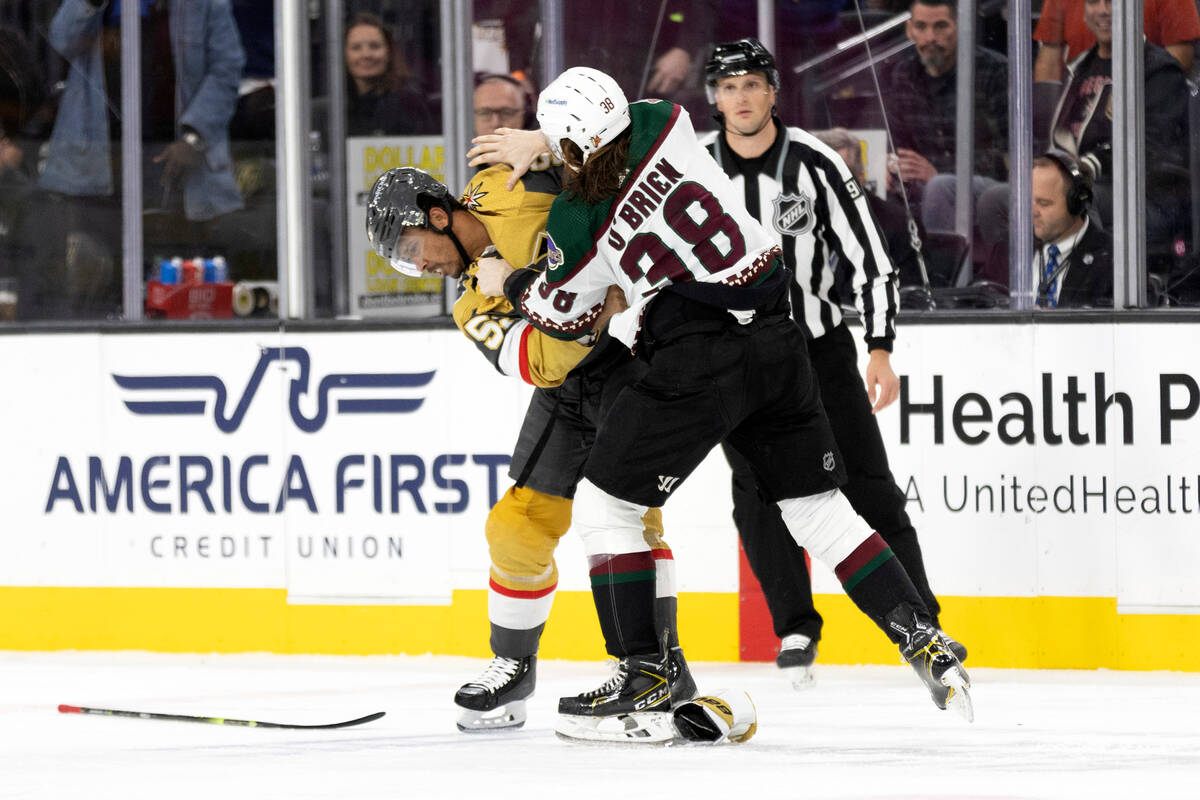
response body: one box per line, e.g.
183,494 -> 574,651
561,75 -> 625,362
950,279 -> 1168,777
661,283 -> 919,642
210,256 -> 228,283
160,257 -> 181,285
182,257 -> 203,285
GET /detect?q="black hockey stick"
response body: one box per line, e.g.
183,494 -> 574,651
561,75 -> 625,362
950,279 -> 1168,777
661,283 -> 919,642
58,704 -> 385,729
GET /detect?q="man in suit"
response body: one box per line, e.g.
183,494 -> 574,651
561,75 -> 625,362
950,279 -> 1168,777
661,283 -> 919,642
1032,152 -> 1112,308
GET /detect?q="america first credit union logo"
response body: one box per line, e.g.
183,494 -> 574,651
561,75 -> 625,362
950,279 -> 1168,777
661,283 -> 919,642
112,346 -> 434,433
772,192 -> 815,237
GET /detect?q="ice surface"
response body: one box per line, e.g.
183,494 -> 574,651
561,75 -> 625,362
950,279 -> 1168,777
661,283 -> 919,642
3,652 -> 1198,799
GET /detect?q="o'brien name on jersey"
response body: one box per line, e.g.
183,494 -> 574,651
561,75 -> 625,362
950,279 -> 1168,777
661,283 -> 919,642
606,157 -> 684,250
521,101 -> 780,349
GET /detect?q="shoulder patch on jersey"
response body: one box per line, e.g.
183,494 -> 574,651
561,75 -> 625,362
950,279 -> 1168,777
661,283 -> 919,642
772,192 -> 815,236
461,180 -> 489,211
544,233 -> 565,271
844,177 -> 862,200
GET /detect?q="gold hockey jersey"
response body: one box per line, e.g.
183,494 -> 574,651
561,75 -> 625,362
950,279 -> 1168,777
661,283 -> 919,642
452,165 -> 591,388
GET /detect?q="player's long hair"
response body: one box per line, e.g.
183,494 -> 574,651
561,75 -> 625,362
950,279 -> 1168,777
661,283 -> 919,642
561,130 -> 632,205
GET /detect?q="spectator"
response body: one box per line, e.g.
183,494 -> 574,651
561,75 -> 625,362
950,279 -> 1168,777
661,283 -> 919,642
1033,0 -> 1199,83
814,127 -> 928,290
475,2 -> 715,116
1031,152 -> 1112,308
473,73 -> 530,137
0,25 -> 48,293
1047,0 -> 1190,250
881,0 -> 1009,235
976,0 -> 1190,287
30,0 -> 245,320
229,0 -> 275,143
343,12 -> 435,136
470,73 -> 565,180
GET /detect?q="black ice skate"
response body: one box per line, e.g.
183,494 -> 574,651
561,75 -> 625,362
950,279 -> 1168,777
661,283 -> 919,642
454,655 -> 535,732
939,629 -> 968,663
667,646 -> 698,706
775,633 -> 818,690
555,652 -> 674,743
887,604 -> 973,722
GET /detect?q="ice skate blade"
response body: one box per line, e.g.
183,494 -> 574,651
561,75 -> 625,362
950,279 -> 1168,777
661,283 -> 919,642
783,665 -> 815,691
941,667 -> 974,723
555,711 -> 676,744
455,700 -> 527,732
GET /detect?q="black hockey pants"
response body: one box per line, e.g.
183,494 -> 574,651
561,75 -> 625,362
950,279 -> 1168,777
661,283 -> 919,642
725,322 -> 942,641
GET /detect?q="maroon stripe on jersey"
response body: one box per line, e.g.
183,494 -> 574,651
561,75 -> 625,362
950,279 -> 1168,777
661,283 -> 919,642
587,550 -> 656,577
543,102 -> 682,289
516,296 -> 605,339
489,577 -> 557,599
833,532 -> 890,584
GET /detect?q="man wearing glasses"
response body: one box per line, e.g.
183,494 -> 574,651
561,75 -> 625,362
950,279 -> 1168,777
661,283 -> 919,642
473,74 -> 530,137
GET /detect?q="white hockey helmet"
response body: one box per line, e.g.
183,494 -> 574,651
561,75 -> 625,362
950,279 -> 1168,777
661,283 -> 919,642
536,67 -> 631,166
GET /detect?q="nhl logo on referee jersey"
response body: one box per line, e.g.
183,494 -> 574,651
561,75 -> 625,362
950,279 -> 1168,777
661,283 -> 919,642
822,451 -> 836,471
772,192 -> 815,236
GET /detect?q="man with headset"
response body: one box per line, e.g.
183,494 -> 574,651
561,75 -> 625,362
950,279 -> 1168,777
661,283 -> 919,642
1032,151 -> 1112,308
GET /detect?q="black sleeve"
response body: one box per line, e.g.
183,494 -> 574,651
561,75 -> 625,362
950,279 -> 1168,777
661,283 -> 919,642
1144,62 -> 1189,176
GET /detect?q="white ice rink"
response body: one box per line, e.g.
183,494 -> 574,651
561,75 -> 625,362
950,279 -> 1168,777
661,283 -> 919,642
3,651 -> 1199,799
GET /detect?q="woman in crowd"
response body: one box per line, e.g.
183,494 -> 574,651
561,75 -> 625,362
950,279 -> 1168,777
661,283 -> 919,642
344,12 -> 435,136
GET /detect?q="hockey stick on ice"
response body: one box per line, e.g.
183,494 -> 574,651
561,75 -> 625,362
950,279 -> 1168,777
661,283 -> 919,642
57,704 -> 385,730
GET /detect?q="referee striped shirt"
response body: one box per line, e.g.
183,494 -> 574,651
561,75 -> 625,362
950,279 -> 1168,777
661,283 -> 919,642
699,123 -> 899,351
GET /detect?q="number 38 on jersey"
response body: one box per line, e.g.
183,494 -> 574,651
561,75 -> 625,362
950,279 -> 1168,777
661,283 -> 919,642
605,156 -> 746,288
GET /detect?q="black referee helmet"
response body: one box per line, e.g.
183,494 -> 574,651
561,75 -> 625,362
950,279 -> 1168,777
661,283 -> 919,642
704,38 -> 781,104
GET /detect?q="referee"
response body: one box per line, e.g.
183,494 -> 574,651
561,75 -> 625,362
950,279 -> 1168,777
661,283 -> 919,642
698,39 -> 966,683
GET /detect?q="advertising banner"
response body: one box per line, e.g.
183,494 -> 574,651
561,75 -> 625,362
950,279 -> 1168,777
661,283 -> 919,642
2,322 -> 1198,618
345,137 -> 449,318
859,323 -> 1200,614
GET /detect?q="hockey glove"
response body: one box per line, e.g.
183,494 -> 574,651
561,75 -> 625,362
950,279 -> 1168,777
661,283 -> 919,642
671,690 -> 757,744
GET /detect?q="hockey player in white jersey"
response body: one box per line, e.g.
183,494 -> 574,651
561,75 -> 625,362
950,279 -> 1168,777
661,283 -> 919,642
477,66 -> 973,738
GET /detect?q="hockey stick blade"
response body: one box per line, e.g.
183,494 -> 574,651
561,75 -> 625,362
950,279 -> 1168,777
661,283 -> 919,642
57,704 -> 385,730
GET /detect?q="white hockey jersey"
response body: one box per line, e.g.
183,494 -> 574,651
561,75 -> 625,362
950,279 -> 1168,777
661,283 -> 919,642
516,101 -> 780,350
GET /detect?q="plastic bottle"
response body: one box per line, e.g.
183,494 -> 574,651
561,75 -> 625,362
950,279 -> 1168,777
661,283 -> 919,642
209,256 -> 228,283
183,257 -> 204,284
160,257 -> 181,285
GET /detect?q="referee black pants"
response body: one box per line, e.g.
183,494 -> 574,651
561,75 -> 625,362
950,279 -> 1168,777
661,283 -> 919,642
724,322 -> 942,641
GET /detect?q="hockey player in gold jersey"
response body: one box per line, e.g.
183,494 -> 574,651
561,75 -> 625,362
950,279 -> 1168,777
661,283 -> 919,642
366,165 -> 696,734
